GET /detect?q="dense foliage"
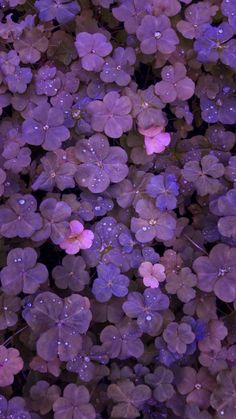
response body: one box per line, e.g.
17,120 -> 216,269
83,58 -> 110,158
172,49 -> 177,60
0,0 -> 235,417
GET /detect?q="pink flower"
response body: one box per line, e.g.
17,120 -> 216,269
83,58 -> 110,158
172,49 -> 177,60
138,261 -> 166,288
0,345 -> 23,387
59,220 -> 94,255
138,126 -> 171,155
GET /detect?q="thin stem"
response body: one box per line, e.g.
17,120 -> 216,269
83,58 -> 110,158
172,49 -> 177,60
3,325 -> 28,347
183,234 -> 208,256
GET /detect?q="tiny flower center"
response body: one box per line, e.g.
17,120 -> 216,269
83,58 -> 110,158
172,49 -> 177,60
72,109 -> 81,119
218,267 -> 230,277
149,218 -> 157,225
43,124 -> 49,131
154,31 -> 162,39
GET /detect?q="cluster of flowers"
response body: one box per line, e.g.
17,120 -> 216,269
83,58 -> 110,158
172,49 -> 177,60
0,0 -> 235,417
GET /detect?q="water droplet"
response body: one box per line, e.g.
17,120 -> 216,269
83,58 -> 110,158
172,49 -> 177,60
18,199 -> 25,205
146,315 -> 152,321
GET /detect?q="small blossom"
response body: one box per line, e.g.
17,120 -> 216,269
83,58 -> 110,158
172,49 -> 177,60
59,220 -> 94,255
139,261 -> 166,288
139,126 -> 171,155
0,346 -> 23,387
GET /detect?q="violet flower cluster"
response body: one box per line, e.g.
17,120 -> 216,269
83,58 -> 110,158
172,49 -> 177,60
0,0 -> 235,418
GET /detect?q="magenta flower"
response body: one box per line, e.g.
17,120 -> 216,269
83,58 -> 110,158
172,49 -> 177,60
0,346 -> 23,387
139,126 -> 171,155
59,220 -> 94,255
138,261 -> 166,288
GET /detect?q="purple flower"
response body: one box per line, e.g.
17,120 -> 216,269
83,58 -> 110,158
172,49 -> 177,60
82,216 -> 128,268
144,366 -> 174,402
0,247 -> 48,295
194,23 -> 236,70
163,321 -> 195,354
22,103 -> 70,150
176,366 -> 215,409
92,263 -> 129,302
87,91 -> 133,138
23,292 -> 92,361
127,85 -> 165,129
53,384 -> 96,419
31,198 -> 71,244
182,155 -> 224,196
215,189 -> 236,240
75,32 -> 112,72
200,92 -> 236,125
222,0 -> 236,27
177,2 -> 218,39
78,191 -> 114,221
13,27 -> 48,64
112,0 -> 150,34
0,293 -> 21,330
34,65 -> 61,97
136,14 -> 179,55
210,367 -> 236,418
0,396 -> 30,419
107,381 -> 151,418
193,243 -> 236,303
155,63 -> 195,103
66,336 -> 95,382
0,194 -> 42,238
100,317 -> 144,359
52,255 -> 89,292
100,47 -> 136,86
165,267 -> 197,303
0,50 -> 19,75
5,66 -> 32,93
0,168 -> 6,197
146,174 -> 179,211
3,142 -> 31,174
122,288 -> 169,335
75,134 -> 128,193
32,151 -> 77,192
131,199 -> 176,243
35,0 -> 80,24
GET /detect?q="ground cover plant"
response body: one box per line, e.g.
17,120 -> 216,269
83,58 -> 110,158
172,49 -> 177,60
0,0 -> 235,417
